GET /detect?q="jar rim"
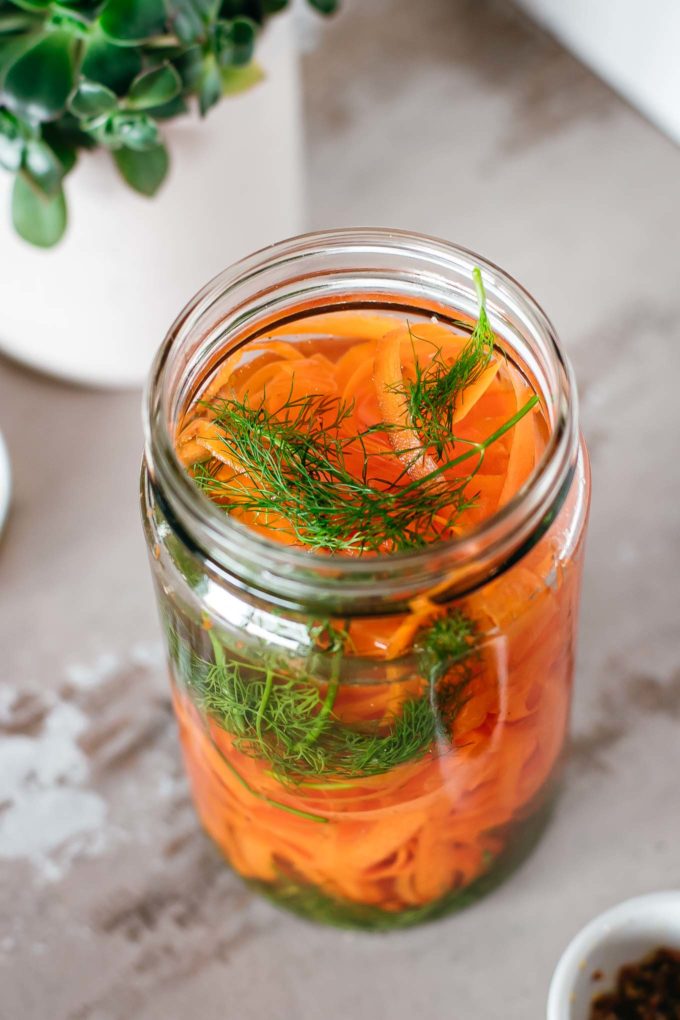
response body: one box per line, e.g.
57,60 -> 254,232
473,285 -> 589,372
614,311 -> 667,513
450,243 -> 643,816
143,227 -> 579,611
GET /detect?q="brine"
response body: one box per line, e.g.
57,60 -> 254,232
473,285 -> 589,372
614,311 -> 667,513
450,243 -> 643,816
143,257 -> 589,929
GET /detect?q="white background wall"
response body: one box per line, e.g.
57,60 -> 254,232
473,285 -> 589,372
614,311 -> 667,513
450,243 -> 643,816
517,0 -> 680,145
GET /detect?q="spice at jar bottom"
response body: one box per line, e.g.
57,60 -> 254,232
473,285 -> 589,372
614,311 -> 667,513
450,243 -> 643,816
142,231 -> 590,929
590,948 -> 680,1019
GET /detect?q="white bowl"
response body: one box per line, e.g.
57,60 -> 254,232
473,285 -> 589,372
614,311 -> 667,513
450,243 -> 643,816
547,891 -> 680,1019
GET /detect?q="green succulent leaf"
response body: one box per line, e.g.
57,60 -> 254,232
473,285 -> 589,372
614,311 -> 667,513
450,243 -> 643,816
221,60 -> 263,96
230,17 -> 256,64
81,33 -> 143,94
0,13 -> 38,34
46,9 -> 92,38
167,0 -> 215,44
3,30 -> 77,121
42,126 -> 78,174
126,62 -> 182,110
12,172 -> 67,247
307,0 -> 338,12
169,9 -> 202,44
198,50 -> 221,115
0,0 -> 337,247
23,137 -> 63,194
69,78 -> 118,118
173,43 -> 202,90
113,141 -> 168,195
0,35 -> 36,92
111,110 -> 160,150
0,109 -> 25,170
99,0 -> 167,45
147,94 -> 187,120
213,16 -> 255,67
43,115 -> 95,158
259,1 -> 288,14
9,0 -> 52,12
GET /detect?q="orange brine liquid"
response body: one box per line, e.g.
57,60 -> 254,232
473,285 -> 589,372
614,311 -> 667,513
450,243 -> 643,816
165,300 -> 586,928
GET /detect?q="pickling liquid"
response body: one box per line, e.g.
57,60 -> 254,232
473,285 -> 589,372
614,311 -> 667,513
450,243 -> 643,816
155,306 -> 587,928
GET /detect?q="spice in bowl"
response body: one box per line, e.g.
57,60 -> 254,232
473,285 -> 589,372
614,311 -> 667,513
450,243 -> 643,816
589,948 -> 680,1019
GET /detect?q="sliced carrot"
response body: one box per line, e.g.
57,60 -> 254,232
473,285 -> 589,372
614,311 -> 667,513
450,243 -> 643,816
335,340 -> 377,392
374,326 -> 440,481
498,364 -> 537,507
374,322 -> 505,485
384,604 -> 445,660
249,339 -> 311,361
234,359 -> 291,401
451,360 -> 500,424
169,308 -> 573,919
461,473 -> 506,526
272,310 -> 403,341
176,418 -> 225,466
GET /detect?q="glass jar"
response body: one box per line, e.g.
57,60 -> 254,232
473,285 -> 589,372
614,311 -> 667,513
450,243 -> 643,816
141,229 -> 590,930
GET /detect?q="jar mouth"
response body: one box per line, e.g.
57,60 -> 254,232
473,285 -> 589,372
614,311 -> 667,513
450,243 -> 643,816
143,228 -> 579,611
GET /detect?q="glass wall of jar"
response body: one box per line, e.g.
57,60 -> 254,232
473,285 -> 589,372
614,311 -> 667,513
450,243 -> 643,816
141,230 -> 590,930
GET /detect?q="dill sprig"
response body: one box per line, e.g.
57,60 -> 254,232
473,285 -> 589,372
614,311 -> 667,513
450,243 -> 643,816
399,267 -> 495,456
188,268 -> 537,553
168,611 -> 479,789
192,389 -> 479,553
193,389 -> 537,552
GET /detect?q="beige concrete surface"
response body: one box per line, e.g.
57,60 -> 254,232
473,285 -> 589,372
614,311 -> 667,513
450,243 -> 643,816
1,1 -> 679,1017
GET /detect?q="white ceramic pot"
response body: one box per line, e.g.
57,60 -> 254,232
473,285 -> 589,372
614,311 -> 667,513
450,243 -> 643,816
517,0 -> 680,145
547,892 -> 680,1019
0,15 -> 303,388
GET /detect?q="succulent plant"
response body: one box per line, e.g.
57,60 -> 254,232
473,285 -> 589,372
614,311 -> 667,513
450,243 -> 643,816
0,0 -> 336,247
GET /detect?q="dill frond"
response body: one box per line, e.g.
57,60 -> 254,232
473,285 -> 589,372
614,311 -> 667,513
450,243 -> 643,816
192,388 -> 477,553
399,267 -> 495,456
169,611 -> 479,787
186,268 -> 536,553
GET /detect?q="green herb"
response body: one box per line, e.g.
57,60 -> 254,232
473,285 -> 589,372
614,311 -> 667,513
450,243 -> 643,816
0,0 -> 336,247
192,389 -> 480,553
194,389 -> 537,553
168,610 -> 479,790
201,720 -> 330,825
248,864 -> 490,931
400,267 -> 495,456
190,271 -> 538,553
